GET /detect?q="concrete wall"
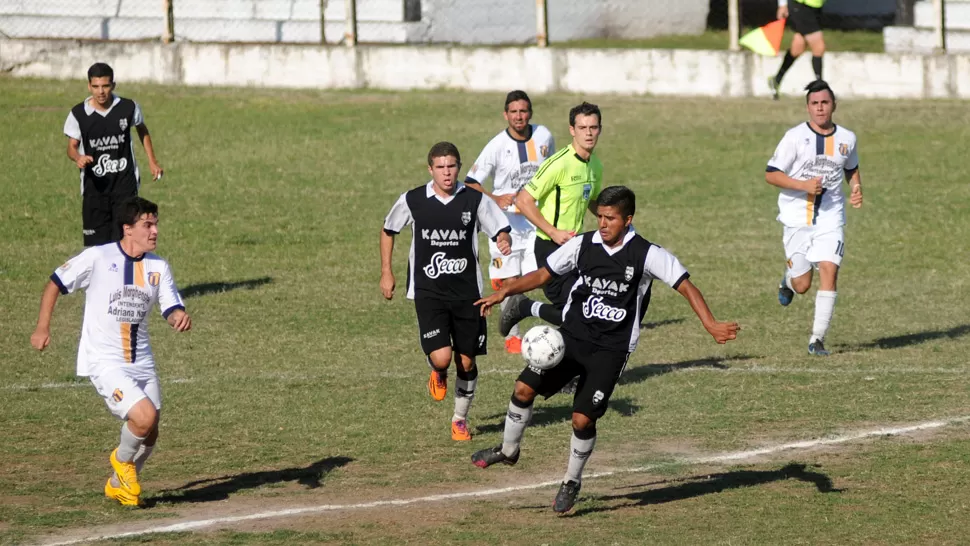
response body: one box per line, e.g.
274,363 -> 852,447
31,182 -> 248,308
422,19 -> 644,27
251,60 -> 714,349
2,39 -> 968,99
0,0 -> 709,44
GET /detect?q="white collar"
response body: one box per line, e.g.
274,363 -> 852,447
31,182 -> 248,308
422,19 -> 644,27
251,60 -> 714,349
84,95 -> 121,116
592,225 -> 636,254
425,180 -> 465,199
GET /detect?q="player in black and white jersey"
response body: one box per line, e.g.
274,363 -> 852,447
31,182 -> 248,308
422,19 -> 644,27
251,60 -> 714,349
380,142 -> 513,442
471,186 -> 740,513
64,63 -> 164,246
464,90 -> 556,355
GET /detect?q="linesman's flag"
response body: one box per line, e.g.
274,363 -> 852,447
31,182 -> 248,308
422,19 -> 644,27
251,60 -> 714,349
740,19 -> 786,56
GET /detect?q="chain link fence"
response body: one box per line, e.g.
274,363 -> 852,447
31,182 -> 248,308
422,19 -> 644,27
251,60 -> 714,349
0,0 -> 961,52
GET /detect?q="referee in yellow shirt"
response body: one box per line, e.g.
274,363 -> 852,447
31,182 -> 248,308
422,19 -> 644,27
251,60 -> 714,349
497,102 -> 603,336
768,0 -> 827,100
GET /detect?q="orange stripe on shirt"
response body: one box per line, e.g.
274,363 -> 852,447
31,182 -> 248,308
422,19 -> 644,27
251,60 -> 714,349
526,139 -> 537,162
121,323 -> 132,363
134,260 -> 145,287
806,197 -> 814,226
825,135 -> 834,156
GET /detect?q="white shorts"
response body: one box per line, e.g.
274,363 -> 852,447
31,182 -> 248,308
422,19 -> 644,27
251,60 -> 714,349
488,231 -> 537,281
90,367 -> 162,420
783,225 -> 845,277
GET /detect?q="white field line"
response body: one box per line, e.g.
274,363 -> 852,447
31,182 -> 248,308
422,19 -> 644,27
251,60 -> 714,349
39,414 -> 970,546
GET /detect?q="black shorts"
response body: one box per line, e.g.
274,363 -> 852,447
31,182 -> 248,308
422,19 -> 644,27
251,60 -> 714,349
414,297 -> 487,357
82,192 -> 133,247
517,332 -> 629,420
533,237 -> 579,309
789,1 -> 822,36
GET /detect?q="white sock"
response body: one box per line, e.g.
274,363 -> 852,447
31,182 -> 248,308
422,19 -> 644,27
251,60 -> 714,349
113,443 -> 155,485
564,430 -> 597,484
134,444 -> 154,473
117,422 -> 145,462
811,290 -> 837,342
453,374 -> 477,421
784,269 -> 794,290
502,398 -> 532,457
530,302 -> 542,318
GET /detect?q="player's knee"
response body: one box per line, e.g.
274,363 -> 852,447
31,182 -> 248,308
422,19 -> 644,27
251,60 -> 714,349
456,359 -> 477,379
126,400 -> 157,437
512,381 -> 537,405
428,349 -> 451,371
571,412 -> 595,432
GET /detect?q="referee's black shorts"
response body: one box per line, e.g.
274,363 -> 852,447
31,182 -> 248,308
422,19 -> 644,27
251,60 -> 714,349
789,1 -> 823,36
516,331 -> 629,420
533,236 -> 578,309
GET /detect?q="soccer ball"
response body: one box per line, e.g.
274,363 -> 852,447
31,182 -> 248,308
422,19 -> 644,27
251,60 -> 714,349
521,326 -> 565,370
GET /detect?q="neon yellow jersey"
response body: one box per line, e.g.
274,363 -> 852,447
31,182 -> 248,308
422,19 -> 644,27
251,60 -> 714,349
794,0 -> 825,8
524,144 -> 603,240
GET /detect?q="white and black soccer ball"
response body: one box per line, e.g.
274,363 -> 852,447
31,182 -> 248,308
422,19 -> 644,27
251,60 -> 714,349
522,325 -> 565,370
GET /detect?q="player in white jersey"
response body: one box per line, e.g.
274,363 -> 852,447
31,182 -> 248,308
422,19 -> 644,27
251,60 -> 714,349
766,80 -> 863,356
30,197 -> 191,506
464,90 -> 556,354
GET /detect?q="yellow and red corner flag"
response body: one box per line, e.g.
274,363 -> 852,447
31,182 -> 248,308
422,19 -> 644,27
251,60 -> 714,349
740,19 -> 786,56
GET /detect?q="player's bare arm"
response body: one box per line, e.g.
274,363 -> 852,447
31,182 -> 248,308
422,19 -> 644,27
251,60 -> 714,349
30,281 -> 62,351
475,267 -> 552,316
847,169 -> 863,208
495,232 -> 513,256
166,309 -> 192,332
67,138 -> 93,169
766,171 -> 823,195
514,190 -> 573,245
379,229 -> 396,300
465,179 -> 515,209
135,124 -> 163,181
675,279 -> 740,344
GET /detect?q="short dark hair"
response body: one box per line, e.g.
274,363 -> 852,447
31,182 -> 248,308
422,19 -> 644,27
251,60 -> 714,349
117,197 -> 158,234
596,186 -> 636,218
805,80 -> 836,103
504,90 -> 532,111
569,101 -> 601,127
87,62 -> 114,83
427,141 -> 461,167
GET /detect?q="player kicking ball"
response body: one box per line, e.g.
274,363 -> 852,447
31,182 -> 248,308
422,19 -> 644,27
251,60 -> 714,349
471,186 -> 739,513
766,80 -> 863,356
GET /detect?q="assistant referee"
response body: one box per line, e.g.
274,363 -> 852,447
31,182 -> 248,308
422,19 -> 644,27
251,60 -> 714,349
768,0 -> 828,100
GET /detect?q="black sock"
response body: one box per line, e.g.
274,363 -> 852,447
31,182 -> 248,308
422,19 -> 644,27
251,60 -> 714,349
775,50 -> 797,84
517,297 -> 534,319
812,56 -> 823,80
537,303 -> 563,326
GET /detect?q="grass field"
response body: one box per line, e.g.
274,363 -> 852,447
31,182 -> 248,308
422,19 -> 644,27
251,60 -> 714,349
2,76 -> 970,545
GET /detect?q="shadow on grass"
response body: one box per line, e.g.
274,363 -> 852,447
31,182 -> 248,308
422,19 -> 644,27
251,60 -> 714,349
618,354 -> 758,386
144,456 -> 353,506
836,324 -> 970,352
181,276 -> 273,299
474,396 -> 640,434
568,463 -> 841,516
641,318 -> 685,330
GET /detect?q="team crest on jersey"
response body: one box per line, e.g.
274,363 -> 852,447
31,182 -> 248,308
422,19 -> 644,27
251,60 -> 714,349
119,118 -> 128,131
461,211 -> 471,226
540,145 -> 549,157
839,143 -> 849,157
112,389 -> 124,402
492,257 -> 503,269
624,266 -> 634,281
148,272 -> 160,287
